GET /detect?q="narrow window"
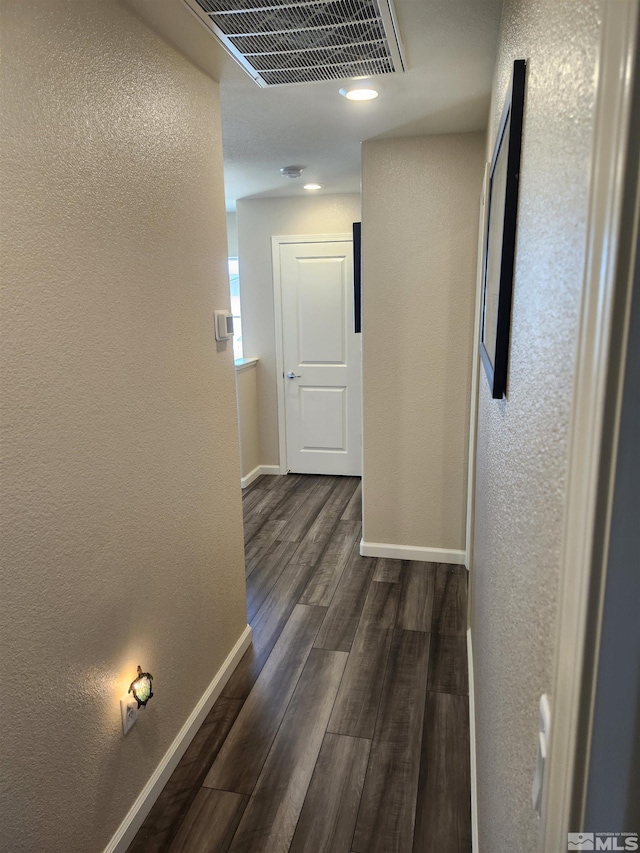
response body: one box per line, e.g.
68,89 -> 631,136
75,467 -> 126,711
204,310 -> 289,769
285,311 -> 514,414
228,257 -> 243,360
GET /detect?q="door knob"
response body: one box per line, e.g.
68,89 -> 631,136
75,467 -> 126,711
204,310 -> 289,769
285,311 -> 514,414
286,371 -> 302,379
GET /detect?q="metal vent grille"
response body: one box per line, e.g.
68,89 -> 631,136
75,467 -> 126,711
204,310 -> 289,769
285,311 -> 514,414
183,0 -> 405,87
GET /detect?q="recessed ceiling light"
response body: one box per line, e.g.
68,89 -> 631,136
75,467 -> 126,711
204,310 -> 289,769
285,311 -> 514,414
339,86 -> 379,101
303,183 -> 322,190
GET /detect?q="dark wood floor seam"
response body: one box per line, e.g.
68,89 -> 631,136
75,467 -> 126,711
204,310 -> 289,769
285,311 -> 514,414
206,604 -> 328,795
352,591 -> 403,748
292,508 -> 342,570
244,474 -> 310,544
346,729 -> 376,853
327,581 -> 401,739
231,608 -> 331,801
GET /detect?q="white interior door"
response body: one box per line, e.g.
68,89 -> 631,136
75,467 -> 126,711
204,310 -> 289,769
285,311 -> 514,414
278,237 -> 362,475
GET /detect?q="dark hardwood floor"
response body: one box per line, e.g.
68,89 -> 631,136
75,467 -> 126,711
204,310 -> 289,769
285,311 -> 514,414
129,474 -> 471,853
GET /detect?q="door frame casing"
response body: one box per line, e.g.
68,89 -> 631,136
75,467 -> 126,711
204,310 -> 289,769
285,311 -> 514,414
542,2 -> 639,846
271,233 -> 354,474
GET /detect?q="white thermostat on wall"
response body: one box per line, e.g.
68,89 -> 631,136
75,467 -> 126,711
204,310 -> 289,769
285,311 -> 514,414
214,310 -> 234,342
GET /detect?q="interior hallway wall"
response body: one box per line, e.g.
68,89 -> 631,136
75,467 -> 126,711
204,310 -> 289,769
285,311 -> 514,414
235,363 -> 261,480
0,2 -> 247,850
361,133 -> 484,554
236,194 -> 361,467
470,1 -> 601,850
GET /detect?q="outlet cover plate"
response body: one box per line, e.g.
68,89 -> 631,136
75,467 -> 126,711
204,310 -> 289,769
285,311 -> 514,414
121,696 -> 138,735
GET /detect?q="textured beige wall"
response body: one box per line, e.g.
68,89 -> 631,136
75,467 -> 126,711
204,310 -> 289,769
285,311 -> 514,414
0,2 -> 247,850
237,194 -> 361,466
236,364 -> 261,479
471,1 -> 601,850
361,134 -> 484,552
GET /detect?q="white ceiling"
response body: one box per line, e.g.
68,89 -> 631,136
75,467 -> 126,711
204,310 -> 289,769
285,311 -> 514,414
126,0 -> 503,210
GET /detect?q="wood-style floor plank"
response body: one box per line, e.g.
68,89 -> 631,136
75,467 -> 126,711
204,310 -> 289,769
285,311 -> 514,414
352,629 -> 430,853
243,475 -> 303,528
255,473 -> 291,491
427,633 -> 469,695
243,517 -> 265,547
289,733 -> 371,853
289,511 -> 340,568
240,486 -> 269,517
223,560 -> 316,699
244,520 -> 287,573
168,789 -> 248,853
314,543 -> 375,652
241,477 -> 316,546
298,520 -> 361,607
271,475 -> 325,522
227,648 -> 348,853
242,478 -> 308,545
276,476 -> 339,543
412,692 -> 472,853
289,477 -> 359,566
397,561 -> 436,632
205,604 -> 326,795
327,581 -> 400,738
372,558 -> 403,583
245,538 -> 299,622
340,481 -> 362,521
373,629 -> 431,744
432,563 -> 468,635
326,475 -> 360,512
129,696 -> 242,853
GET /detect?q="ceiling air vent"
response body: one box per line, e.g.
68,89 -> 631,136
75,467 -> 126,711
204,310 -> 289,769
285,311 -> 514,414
182,0 -> 406,87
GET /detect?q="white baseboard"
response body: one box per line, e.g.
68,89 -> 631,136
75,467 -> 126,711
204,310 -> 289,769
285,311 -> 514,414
240,464 -> 282,489
359,540 -> 466,565
104,624 -> 252,853
467,628 -> 479,853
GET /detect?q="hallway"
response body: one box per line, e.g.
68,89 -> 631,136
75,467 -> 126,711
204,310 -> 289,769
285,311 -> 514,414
131,474 -> 471,853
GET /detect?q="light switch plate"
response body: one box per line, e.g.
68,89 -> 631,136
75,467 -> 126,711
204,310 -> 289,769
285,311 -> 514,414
532,693 -> 551,816
214,310 -> 234,341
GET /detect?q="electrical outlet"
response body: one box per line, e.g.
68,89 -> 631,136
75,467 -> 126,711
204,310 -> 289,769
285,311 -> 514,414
121,696 -> 138,735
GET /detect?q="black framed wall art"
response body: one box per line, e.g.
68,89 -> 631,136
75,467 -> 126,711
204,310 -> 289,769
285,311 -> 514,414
353,221 -> 362,333
480,59 -> 526,399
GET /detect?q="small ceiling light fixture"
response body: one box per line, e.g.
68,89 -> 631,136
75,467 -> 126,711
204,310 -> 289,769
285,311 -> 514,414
339,86 -> 379,101
129,665 -> 154,708
303,183 -> 322,191
280,165 -> 305,179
